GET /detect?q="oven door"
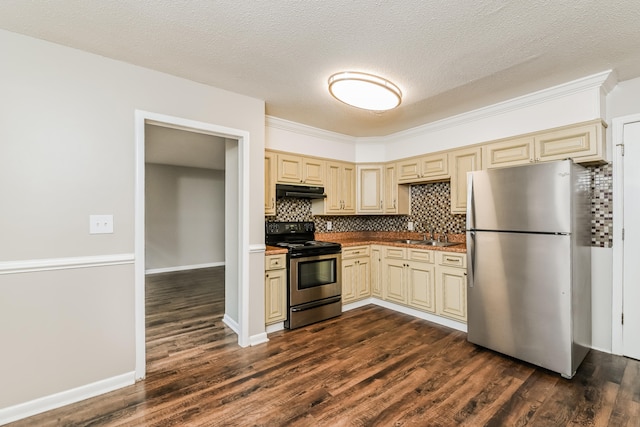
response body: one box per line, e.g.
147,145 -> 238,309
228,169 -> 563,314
289,253 -> 342,306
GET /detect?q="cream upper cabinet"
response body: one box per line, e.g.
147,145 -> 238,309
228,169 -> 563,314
314,160 -> 355,215
435,251 -> 467,323
449,147 -> 482,214
397,152 -> 449,184
276,153 -> 325,185
357,164 -> 384,213
342,246 -> 371,304
383,163 -> 410,215
484,120 -> 607,169
265,254 -> 287,325
484,137 -> 535,169
534,121 -> 604,163
264,151 -> 276,215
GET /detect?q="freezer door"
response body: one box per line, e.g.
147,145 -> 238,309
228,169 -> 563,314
467,231 -> 573,376
467,160 -> 572,233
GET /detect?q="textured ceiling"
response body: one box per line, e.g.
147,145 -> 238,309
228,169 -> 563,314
1,1 -> 640,137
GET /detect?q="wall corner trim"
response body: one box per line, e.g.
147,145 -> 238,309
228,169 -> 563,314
266,116 -> 356,144
0,371 -> 135,425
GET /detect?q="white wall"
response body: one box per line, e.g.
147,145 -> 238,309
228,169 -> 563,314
0,28 -> 265,417
145,164 -> 225,272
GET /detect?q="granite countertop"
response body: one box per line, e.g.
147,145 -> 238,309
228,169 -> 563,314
316,231 -> 467,253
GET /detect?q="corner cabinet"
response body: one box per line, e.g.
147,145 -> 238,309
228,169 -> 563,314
449,147 -> 482,214
356,163 -> 409,215
264,151 -> 276,216
341,246 -> 371,304
265,254 -> 287,325
356,164 -> 384,213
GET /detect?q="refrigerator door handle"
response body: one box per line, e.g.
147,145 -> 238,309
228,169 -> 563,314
466,172 -> 475,230
468,231 -> 475,288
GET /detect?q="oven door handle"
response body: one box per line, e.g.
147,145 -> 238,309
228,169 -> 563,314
290,296 -> 342,312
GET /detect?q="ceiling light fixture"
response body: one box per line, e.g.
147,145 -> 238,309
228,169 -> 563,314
328,71 -> 402,111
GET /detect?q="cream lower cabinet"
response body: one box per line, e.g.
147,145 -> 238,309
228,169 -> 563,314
370,246 -> 383,298
342,246 -> 371,304
265,254 -> 287,325
435,251 -> 467,322
382,247 -> 435,311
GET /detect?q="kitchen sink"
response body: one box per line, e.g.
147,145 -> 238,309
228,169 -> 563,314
393,239 -> 462,247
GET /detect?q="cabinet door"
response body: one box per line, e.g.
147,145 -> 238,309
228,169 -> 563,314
302,157 -> 325,185
436,266 -> 467,322
397,158 -> 421,183
341,162 -> 357,213
265,269 -> 287,325
384,259 -> 407,304
357,165 -> 383,213
484,137 -> 534,169
534,122 -> 601,162
324,161 -> 343,213
342,258 -> 357,304
264,151 -> 276,215
356,258 -> 371,299
407,261 -> 436,313
276,153 -> 303,183
383,164 -> 410,214
419,153 -> 449,179
449,147 -> 482,214
370,246 -> 383,298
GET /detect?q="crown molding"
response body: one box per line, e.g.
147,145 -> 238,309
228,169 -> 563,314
360,70 -> 616,144
265,116 -> 356,144
266,71 -> 615,146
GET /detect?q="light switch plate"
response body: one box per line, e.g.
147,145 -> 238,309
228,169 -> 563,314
326,221 -> 332,231
90,215 -> 114,234
407,221 -> 414,231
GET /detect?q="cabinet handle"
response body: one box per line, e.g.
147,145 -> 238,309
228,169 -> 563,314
266,273 -> 269,278
445,257 -> 457,262
271,197 -> 275,208
393,199 -> 396,208
380,200 -> 383,208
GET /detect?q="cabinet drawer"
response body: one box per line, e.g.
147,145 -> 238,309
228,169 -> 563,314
384,247 -> 406,259
437,251 -> 466,268
409,249 -> 434,263
342,246 -> 370,259
265,254 -> 286,271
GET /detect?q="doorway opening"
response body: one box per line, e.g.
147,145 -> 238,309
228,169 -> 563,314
134,111 -> 251,379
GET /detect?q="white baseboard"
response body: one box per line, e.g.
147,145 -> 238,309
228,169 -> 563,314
145,262 -> 225,275
0,371 -> 135,426
343,297 -> 467,333
266,322 -> 285,334
249,332 -> 269,346
222,314 -> 240,335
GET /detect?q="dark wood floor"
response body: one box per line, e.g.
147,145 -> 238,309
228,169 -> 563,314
9,267 -> 640,426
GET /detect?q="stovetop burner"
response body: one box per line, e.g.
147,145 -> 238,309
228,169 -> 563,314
266,222 -> 341,257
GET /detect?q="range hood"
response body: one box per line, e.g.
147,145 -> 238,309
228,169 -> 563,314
276,184 -> 326,199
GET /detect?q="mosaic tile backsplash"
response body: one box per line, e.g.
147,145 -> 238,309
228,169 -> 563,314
267,164 -> 613,248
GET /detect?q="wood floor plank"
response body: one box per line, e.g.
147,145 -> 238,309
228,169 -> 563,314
7,266 -> 640,427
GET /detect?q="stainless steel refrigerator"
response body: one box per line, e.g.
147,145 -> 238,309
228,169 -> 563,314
466,160 -> 591,378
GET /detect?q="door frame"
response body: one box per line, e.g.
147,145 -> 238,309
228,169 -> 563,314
134,110 -> 251,379
611,113 -> 640,355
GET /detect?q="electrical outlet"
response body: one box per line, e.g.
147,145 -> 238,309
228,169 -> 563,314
407,221 -> 414,231
327,221 -> 332,231
90,215 -> 114,234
